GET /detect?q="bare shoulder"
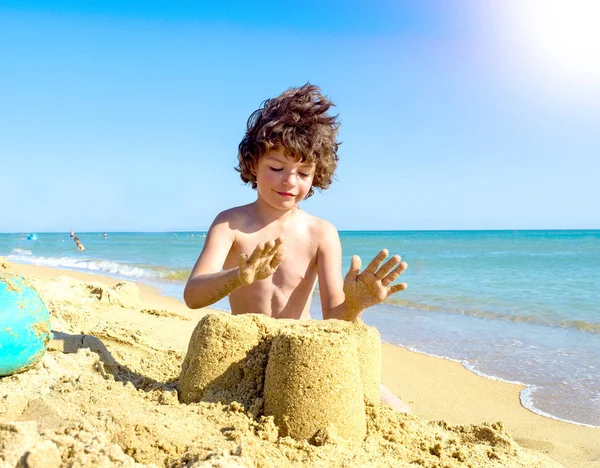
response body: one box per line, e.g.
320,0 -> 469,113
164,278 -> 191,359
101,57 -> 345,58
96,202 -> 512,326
302,212 -> 339,246
194,205 -> 257,273
212,204 -> 255,229
206,205 -> 255,247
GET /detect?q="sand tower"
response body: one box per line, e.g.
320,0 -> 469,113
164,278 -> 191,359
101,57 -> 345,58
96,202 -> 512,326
178,313 -> 381,442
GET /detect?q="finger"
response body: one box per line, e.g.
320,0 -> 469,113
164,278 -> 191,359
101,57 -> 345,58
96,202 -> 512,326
260,240 -> 277,264
264,236 -> 283,258
375,254 -> 401,280
364,249 -> 389,275
388,282 -> 407,295
381,261 -> 408,286
238,252 -> 248,267
270,245 -> 285,269
263,240 -> 276,256
346,255 -> 361,282
270,236 -> 284,254
247,243 -> 265,264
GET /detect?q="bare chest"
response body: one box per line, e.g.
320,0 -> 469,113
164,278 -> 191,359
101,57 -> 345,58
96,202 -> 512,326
224,224 -> 319,318
225,225 -> 317,281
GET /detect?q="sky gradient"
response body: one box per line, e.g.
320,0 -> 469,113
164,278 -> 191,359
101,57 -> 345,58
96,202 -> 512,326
1,1 -> 598,232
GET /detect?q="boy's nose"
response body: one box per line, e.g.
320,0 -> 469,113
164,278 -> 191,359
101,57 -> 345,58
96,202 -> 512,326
281,172 -> 296,186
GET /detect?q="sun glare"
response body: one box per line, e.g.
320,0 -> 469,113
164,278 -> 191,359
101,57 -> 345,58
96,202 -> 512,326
480,0 -> 600,102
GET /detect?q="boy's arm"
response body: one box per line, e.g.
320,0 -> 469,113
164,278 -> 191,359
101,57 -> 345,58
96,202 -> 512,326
184,213 -> 285,309
316,221 -> 346,320
317,222 -> 407,321
183,213 -> 240,309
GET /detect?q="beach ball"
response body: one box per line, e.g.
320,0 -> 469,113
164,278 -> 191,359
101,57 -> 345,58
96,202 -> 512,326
0,274 -> 52,376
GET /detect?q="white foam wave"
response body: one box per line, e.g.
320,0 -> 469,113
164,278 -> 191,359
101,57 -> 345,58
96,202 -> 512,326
7,254 -> 157,279
461,361 -> 528,387
390,342 -> 600,428
519,386 -> 600,428
11,248 -> 32,255
401,344 -> 465,365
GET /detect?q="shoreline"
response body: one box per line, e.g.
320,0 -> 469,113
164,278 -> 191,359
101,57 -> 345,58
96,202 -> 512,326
381,345 -> 600,468
396,343 -> 600,430
4,261 -> 600,467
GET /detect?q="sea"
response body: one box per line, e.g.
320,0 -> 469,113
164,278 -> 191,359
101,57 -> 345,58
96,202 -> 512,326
1,230 -> 599,428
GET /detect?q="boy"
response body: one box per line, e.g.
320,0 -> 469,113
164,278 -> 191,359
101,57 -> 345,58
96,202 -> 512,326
184,83 -> 409,410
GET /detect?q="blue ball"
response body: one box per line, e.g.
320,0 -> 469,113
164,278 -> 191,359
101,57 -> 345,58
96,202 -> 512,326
0,274 -> 52,376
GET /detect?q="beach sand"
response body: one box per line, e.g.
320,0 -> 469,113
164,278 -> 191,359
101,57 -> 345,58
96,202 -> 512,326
1,261 -> 597,467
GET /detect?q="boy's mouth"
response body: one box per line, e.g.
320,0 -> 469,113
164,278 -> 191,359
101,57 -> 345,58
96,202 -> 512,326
276,191 -> 295,198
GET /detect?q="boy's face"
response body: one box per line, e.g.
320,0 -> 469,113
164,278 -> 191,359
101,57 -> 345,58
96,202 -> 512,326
255,146 -> 315,210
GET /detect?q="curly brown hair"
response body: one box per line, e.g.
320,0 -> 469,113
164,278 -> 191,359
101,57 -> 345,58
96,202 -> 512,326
236,83 -> 340,198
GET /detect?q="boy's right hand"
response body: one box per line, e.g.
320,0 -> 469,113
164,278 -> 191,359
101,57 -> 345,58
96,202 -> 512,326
237,237 -> 285,286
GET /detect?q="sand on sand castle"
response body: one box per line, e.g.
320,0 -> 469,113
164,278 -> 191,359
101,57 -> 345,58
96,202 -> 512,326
178,313 -> 381,442
0,261 -> 564,467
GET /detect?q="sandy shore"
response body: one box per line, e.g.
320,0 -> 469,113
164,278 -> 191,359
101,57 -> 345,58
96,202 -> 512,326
382,347 -> 600,467
1,262 -> 598,467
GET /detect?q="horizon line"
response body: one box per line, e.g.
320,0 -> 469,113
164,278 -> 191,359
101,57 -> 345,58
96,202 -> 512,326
2,228 -> 599,235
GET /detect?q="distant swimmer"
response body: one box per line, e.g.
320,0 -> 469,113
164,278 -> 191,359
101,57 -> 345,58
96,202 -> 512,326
103,232 -> 107,239
70,230 -> 75,238
74,236 -> 86,251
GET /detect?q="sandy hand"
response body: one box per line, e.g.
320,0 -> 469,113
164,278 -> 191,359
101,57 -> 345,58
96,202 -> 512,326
343,249 -> 407,319
237,237 -> 285,286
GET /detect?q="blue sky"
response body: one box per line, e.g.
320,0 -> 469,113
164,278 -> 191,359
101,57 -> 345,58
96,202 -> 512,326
1,1 -> 598,232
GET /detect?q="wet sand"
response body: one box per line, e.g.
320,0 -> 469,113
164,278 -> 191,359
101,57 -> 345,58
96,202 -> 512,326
1,261 -> 598,467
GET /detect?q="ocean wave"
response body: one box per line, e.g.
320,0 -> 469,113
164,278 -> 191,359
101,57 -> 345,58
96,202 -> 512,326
162,269 -> 192,281
519,386 -> 600,428
399,344 -> 600,428
384,297 -> 600,335
6,254 -> 191,282
11,248 -> 32,255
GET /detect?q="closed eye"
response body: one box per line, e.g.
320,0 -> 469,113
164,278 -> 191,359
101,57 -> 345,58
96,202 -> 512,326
299,172 -> 310,177
269,167 -> 283,172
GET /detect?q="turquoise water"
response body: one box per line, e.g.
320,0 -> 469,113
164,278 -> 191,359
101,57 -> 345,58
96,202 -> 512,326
2,230 -> 599,427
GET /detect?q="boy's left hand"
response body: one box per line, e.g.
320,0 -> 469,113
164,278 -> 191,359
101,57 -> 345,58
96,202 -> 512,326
343,249 -> 407,318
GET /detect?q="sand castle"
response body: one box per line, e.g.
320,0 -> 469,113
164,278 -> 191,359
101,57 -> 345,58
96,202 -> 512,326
178,312 -> 381,442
